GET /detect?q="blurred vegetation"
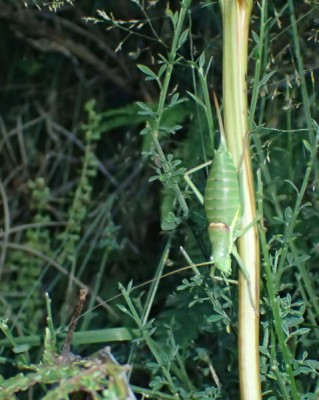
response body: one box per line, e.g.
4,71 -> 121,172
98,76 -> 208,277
0,0 -> 318,399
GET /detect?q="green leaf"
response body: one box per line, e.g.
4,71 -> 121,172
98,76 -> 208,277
301,394 -> 319,400
199,52 -> 205,69
303,140 -> 312,153
284,206 -> 293,222
187,91 -> 206,108
259,346 -> 270,357
166,9 -> 178,28
140,126 -> 152,136
170,93 -> 179,105
168,95 -> 188,109
161,212 -> 182,230
149,175 -> 160,183
207,314 -> 224,323
137,64 -> 158,81
158,64 -> 167,78
252,30 -> 259,44
258,71 -> 276,88
159,125 -> 182,135
304,359 -> 319,370
13,344 -> 30,354
117,304 -> 132,318
289,328 -> 310,339
136,101 -> 155,117
178,29 -> 189,49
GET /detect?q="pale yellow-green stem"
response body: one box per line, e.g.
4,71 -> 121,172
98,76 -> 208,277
219,1 -> 261,399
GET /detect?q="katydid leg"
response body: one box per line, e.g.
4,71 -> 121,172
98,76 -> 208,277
183,161 -> 212,205
232,246 -> 258,314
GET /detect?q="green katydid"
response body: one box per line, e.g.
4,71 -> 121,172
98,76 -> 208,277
184,96 -> 257,311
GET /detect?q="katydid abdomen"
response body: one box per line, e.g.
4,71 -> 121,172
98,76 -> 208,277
204,145 -> 241,275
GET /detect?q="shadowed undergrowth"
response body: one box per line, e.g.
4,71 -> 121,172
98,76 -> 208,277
0,1 -> 318,399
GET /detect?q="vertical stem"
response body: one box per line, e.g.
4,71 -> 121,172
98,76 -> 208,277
220,1 -> 261,399
150,0 -> 191,216
257,171 -> 300,400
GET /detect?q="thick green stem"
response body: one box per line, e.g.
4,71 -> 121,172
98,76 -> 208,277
220,1 -> 261,399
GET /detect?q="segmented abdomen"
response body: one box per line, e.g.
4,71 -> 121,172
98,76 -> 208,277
204,146 -> 240,227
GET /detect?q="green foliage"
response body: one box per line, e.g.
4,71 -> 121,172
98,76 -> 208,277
0,319 -> 133,400
0,0 -> 319,399
58,99 -> 101,265
0,176 -> 52,333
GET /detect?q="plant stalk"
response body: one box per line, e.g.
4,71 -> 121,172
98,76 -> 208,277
150,0 -> 191,216
220,1 -> 261,398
